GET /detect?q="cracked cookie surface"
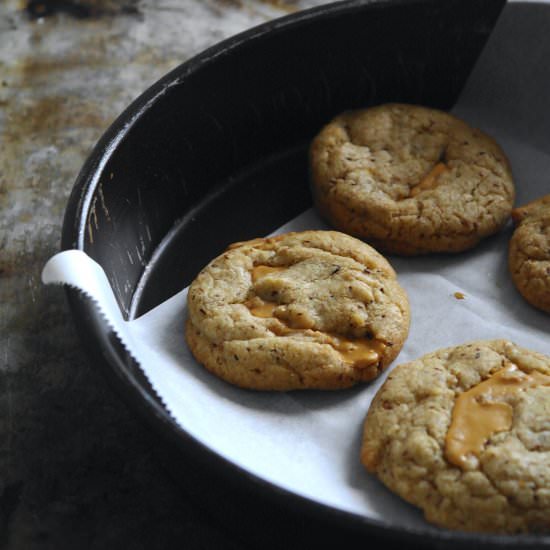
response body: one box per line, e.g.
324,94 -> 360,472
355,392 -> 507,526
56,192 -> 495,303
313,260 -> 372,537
361,340 -> 550,533
185,231 -> 410,390
310,103 -> 515,255
509,194 -> 550,313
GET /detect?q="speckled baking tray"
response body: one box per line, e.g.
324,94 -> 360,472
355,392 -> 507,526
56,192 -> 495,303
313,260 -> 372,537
59,0 -> 550,547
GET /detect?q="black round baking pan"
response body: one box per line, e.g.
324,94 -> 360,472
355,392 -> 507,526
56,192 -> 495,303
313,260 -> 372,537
61,0 -> 550,547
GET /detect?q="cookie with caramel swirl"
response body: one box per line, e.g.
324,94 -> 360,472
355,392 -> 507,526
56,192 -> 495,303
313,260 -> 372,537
185,231 -> 409,390
310,104 -> 515,255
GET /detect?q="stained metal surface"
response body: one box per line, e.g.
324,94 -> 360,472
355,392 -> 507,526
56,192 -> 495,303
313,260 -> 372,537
0,1 -> 326,546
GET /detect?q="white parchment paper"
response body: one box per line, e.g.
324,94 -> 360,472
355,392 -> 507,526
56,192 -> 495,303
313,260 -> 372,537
42,2 -> 550,530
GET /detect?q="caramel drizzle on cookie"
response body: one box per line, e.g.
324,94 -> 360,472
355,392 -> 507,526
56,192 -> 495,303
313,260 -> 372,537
329,335 -> 385,366
245,265 -> 385,368
251,265 -> 287,282
445,364 -> 550,469
246,297 -> 278,318
409,162 -> 448,197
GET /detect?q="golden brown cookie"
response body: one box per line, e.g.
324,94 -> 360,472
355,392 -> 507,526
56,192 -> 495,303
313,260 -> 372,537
509,194 -> 550,313
185,231 -> 410,390
310,103 -> 515,255
362,340 -> 550,533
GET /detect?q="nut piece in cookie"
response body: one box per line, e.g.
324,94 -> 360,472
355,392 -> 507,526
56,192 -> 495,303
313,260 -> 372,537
185,230 -> 410,390
509,194 -> 550,313
310,103 -> 515,255
362,340 -> 550,533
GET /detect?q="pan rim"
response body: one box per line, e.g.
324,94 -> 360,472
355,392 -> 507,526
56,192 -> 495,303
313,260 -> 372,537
61,0 -> 550,546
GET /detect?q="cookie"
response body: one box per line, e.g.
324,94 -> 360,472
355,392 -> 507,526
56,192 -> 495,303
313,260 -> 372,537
185,230 -> 410,390
310,103 -> 515,255
509,194 -> 550,313
361,340 -> 550,533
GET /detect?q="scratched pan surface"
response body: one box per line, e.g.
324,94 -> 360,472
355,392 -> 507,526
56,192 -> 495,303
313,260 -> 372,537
61,0 -> 548,547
